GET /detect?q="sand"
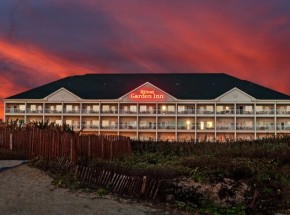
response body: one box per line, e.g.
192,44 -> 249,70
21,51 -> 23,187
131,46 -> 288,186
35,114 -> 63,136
0,164 -> 164,215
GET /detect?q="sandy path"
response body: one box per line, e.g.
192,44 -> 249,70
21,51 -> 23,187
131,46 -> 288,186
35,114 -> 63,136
0,165 -> 164,215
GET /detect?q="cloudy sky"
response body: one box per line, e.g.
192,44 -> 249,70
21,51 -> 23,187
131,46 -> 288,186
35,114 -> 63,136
1,0 -> 290,117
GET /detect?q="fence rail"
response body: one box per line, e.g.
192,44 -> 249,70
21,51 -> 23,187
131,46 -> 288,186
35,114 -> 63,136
0,125 -> 131,161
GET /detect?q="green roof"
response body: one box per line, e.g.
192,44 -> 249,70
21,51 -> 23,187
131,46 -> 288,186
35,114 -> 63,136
6,73 -> 290,100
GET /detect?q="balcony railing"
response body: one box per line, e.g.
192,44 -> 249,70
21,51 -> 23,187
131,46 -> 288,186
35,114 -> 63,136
177,125 -> 195,130
101,109 -> 118,114
236,110 -> 254,114
177,109 -> 195,114
45,108 -> 62,113
82,124 -> 99,129
196,126 -> 215,130
216,125 -> 235,130
63,109 -> 80,114
158,109 -> 176,114
276,125 -> 290,131
101,125 -> 118,129
216,109 -> 235,114
5,108 -> 25,113
256,125 -> 275,130
158,125 -> 176,129
66,124 -> 81,129
119,124 -> 137,129
139,125 -> 156,129
26,108 -> 43,113
196,109 -> 214,114
82,109 -> 99,114
139,110 -> 156,114
276,110 -> 290,115
119,109 -> 137,114
236,126 -> 254,130
256,109 -> 275,115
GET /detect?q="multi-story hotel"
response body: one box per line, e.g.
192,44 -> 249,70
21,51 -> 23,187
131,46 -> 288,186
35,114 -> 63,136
4,73 -> 290,141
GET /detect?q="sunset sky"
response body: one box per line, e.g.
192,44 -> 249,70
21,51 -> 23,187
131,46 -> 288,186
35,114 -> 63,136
1,0 -> 290,118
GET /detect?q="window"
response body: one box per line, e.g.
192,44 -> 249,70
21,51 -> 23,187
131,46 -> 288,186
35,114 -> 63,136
102,120 -> 109,127
66,105 -> 72,112
217,106 -> 223,113
66,120 -> 72,125
93,105 -> 99,112
178,105 -> 185,113
19,105 -> 25,111
207,121 -> 213,128
92,120 -> 99,127
206,105 -> 213,112
200,121 -> 205,130
102,105 -> 109,112
55,119 -> 62,125
140,121 -> 147,127
256,106 -> 263,112
111,121 -> 116,127
56,105 -> 62,112
168,105 -> 175,113
245,106 -> 253,112
130,105 -> 137,113
140,105 -> 147,113
31,105 -> 36,111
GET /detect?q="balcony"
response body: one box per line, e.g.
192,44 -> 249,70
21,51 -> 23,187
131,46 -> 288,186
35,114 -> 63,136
63,109 -> 80,114
196,126 -> 215,130
119,123 -> 137,129
236,109 -> 254,115
26,108 -> 43,114
276,110 -> 290,115
119,109 -> 137,114
216,125 -> 235,130
66,124 -> 81,129
101,124 -> 118,129
45,108 -> 62,114
82,124 -> 99,129
139,110 -> 156,114
5,108 -> 25,113
236,125 -> 254,130
101,109 -> 118,114
196,109 -> 214,115
158,124 -> 176,129
82,109 -> 99,114
256,109 -> 275,115
158,109 -> 176,114
177,124 -> 195,130
216,109 -> 235,115
256,125 -> 275,131
177,109 -> 195,114
139,125 -> 156,130
276,125 -> 290,131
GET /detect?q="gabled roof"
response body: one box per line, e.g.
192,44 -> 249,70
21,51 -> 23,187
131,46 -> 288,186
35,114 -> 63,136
6,73 -> 290,100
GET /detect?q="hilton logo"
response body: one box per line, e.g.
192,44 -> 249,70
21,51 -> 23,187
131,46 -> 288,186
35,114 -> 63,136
130,89 -> 165,100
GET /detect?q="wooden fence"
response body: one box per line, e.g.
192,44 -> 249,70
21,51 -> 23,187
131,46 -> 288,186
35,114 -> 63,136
0,125 -> 131,161
75,165 -> 161,199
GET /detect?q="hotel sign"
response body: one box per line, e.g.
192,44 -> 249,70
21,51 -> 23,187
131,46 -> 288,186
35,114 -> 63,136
129,88 -> 165,101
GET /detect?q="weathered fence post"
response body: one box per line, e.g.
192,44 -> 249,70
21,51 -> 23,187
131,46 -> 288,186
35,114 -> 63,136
88,135 -> 91,159
9,133 -> 13,150
70,137 -> 77,168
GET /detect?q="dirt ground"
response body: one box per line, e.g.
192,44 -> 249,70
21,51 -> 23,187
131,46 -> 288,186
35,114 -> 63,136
0,164 -> 167,215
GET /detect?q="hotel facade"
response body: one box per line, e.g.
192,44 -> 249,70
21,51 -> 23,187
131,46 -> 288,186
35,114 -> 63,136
4,73 -> 290,141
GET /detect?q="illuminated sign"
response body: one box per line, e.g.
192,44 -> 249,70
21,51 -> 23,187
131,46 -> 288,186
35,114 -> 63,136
129,88 -> 165,101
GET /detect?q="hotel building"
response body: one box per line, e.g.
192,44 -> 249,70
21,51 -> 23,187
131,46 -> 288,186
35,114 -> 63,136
4,73 -> 290,141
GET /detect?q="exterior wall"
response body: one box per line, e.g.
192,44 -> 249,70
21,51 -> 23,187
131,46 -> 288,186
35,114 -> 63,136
4,86 -> 290,141
5,99 -> 290,141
